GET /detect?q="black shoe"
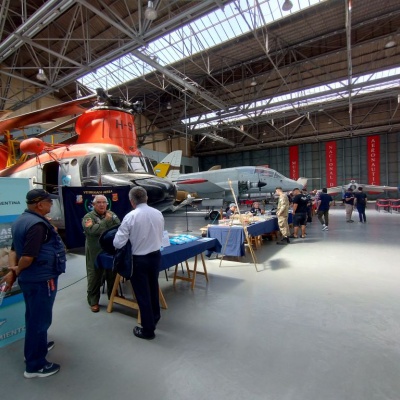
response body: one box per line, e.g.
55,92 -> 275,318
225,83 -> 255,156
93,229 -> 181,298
133,326 -> 155,340
24,362 -> 60,379
276,237 -> 288,245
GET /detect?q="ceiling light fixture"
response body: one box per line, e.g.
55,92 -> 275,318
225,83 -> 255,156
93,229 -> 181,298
145,1 -> 158,21
36,68 -> 47,81
282,0 -> 293,11
166,102 -> 172,110
250,78 -> 257,87
384,40 -> 396,49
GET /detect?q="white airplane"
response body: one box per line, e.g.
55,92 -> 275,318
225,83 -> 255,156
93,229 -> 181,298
327,180 -> 399,196
175,166 -> 306,202
153,150 -> 182,180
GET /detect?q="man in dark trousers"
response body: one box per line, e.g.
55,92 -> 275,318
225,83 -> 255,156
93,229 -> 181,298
354,187 -> 368,223
113,187 -> 164,340
291,188 -> 309,238
0,189 -> 65,378
316,188 -> 333,230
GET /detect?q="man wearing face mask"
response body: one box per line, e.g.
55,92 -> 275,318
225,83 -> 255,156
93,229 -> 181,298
82,195 -> 120,313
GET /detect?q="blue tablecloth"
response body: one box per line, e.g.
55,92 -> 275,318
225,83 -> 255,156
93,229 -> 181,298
207,217 -> 285,257
247,218 -> 279,236
96,237 -> 218,271
207,226 -> 246,256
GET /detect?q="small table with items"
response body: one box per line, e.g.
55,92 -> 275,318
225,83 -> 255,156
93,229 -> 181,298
207,217 -> 285,257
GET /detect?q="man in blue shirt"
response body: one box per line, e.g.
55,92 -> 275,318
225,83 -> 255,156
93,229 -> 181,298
316,188 -> 333,230
354,187 -> 368,223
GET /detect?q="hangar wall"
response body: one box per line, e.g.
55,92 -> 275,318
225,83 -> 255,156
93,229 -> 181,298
199,133 -> 400,192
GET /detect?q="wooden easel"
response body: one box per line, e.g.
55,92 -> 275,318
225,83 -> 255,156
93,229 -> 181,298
218,180 -> 259,272
107,273 -> 168,323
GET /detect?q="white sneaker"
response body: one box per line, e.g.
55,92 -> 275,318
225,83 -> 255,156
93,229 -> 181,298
323,226 -> 328,231
322,224 -> 326,230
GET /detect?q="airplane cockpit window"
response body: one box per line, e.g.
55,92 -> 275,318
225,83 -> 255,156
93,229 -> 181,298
100,154 -> 129,174
255,167 -> 275,177
273,171 -> 285,179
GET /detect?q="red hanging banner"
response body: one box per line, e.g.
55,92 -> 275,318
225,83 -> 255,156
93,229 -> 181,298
367,135 -> 380,185
289,146 -> 299,180
325,141 -> 337,188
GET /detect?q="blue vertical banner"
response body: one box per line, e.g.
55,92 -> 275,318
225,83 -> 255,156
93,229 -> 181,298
0,177 -> 30,348
62,186 -> 131,249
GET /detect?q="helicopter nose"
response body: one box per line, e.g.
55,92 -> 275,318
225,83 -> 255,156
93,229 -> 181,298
136,177 -> 176,206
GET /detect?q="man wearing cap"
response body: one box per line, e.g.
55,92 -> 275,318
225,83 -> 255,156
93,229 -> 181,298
0,189 -> 65,378
226,203 -> 238,217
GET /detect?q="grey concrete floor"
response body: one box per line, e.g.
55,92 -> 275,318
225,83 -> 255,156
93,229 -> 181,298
2,205 -> 400,400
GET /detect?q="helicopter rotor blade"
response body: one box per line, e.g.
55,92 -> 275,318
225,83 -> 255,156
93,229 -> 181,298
36,116 -> 80,138
0,93 -> 96,135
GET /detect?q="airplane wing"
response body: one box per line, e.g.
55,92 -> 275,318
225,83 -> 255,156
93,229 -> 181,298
359,184 -> 399,193
176,179 -> 225,198
327,186 -> 344,195
0,94 -> 96,134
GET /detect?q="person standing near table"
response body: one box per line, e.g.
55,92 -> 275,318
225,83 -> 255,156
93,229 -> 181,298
275,187 -> 290,245
82,194 -> 120,313
344,188 -> 355,222
113,187 -> 164,340
354,187 -> 368,223
316,188 -> 333,230
291,188 -> 309,238
0,189 -> 65,378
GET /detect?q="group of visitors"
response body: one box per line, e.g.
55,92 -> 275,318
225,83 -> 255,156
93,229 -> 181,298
0,186 -> 163,379
275,185 -> 368,243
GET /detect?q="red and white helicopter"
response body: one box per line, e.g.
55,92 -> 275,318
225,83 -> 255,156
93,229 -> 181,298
0,88 -> 176,229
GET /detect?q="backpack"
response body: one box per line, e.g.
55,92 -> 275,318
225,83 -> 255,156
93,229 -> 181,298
99,225 -> 133,279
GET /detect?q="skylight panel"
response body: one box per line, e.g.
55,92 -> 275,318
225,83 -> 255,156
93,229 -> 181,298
80,0 -> 327,90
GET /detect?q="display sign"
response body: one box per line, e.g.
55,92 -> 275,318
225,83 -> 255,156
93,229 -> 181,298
62,186 -> 131,249
0,177 -> 30,348
289,146 -> 299,180
325,141 -> 337,188
367,135 -> 380,185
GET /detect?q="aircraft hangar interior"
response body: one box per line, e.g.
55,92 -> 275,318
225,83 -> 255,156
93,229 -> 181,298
1,1 -> 400,399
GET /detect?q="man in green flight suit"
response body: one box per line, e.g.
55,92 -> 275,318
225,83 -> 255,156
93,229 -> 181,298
82,194 -> 120,312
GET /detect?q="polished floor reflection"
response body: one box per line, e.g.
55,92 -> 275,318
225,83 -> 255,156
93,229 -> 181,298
2,206 -> 400,400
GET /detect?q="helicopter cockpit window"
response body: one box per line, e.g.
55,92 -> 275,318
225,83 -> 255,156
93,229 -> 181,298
81,156 -> 99,178
100,154 -> 129,174
128,156 -> 147,173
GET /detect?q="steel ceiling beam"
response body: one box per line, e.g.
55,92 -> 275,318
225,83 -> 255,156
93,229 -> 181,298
0,0 -> 75,63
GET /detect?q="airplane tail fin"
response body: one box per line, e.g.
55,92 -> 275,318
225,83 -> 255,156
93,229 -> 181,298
154,150 -> 182,180
297,177 -> 308,189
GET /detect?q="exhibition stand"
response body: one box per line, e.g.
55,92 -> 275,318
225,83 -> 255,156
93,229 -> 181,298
96,237 -> 218,319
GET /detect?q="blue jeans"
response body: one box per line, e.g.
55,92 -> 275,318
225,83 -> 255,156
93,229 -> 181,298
19,279 -> 58,372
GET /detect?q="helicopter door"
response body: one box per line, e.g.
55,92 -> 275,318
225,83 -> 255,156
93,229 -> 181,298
80,155 -> 101,186
42,161 -> 59,194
